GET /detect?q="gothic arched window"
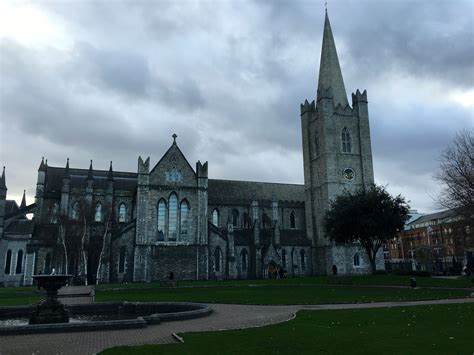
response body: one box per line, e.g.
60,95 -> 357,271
71,202 -> 80,221
4,250 -> 12,275
118,203 -> 127,223
212,209 -> 219,227
232,209 -> 239,228
16,250 -> 23,274
157,199 -> 166,241
314,131 -> 320,157
300,249 -> 306,271
354,253 -> 360,267
50,202 -> 59,224
290,211 -> 296,229
342,127 -> 352,153
241,249 -> 248,272
180,200 -> 189,238
94,203 -> 102,222
168,193 -> 178,240
214,247 -> 222,272
282,249 -> 287,269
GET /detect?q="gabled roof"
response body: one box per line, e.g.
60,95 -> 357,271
149,139 -> 196,177
4,220 -> 35,235
408,209 -> 458,227
208,179 -> 305,205
44,166 -> 137,192
4,200 -> 19,216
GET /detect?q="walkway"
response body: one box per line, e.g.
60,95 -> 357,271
1,298 -> 473,355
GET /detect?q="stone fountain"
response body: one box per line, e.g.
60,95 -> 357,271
29,274 -> 72,324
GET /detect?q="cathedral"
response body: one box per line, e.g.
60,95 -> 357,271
0,12 -> 384,286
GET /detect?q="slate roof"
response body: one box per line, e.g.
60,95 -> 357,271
4,200 -> 19,216
280,229 -> 311,246
4,220 -> 35,235
408,209 -> 457,227
44,166 -> 137,192
208,179 -> 305,205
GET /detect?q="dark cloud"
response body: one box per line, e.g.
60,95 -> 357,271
0,0 -> 472,213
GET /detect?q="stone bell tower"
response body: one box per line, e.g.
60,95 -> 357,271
301,11 -> 375,275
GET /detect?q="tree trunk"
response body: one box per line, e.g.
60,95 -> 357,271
96,217 -> 110,285
370,256 -> 377,275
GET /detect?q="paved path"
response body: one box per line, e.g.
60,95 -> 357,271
1,298 -> 473,355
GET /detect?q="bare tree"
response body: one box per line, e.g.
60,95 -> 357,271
435,129 -> 474,220
95,205 -> 113,284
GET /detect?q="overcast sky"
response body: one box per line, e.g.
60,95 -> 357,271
0,0 -> 473,214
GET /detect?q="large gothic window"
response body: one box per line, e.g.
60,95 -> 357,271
290,211 -> 296,229
71,202 -> 80,221
212,209 -> 219,227
118,203 -> 127,222
157,199 -> 166,241
94,203 -> 103,222
16,250 -> 23,274
168,193 -> 178,240
232,209 -> 239,228
180,200 -> 189,238
50,202 -> 59,224
342,127 -> 352,153
4,250 -> 12,275
241,249 -> 248,272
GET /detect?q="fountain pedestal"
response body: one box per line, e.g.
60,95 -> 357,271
29,275 -> 72,324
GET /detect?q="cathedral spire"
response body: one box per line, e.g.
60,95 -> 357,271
317,11 -> 348,107
21,190 -> 26,208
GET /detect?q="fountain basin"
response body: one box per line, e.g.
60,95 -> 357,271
0,302 -> 212,335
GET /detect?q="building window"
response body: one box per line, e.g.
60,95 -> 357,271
214,247 -> 222,272
290,211 -> 296,229
243,213 -> 251,229
71,202 -> 80,221
168,193 -> 178,241
44,253 -> 51,274
241,249 -> 248,272
180,200 -> 189,238
300,250 -> 306,271
212,209 -> 219,227
157,199 -> 166,241
118,203 -> 127,223
50,202 -> 59,224
282,249 -> 287,269
314,131 -> 320,157
119,246 -> 126,273
232,209 -> 239,228
354,253 -> 360,267
94,203 -> 102,222
16,250 -> 23,274
342,127 -> 352,153
4,250 -> 12,275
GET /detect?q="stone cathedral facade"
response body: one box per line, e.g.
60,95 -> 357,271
0,12 -> 384,286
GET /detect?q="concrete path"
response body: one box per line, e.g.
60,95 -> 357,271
1,298 -> 473,355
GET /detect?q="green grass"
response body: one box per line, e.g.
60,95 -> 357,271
97,275 -> 474,291
96,284 -> 471,305
101,303 -> 474,355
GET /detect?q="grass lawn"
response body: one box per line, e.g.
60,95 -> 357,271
0,286 -> 41,306
96,284 -> 471,305
100,303 -> 474,355
97,274 -> 474,291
